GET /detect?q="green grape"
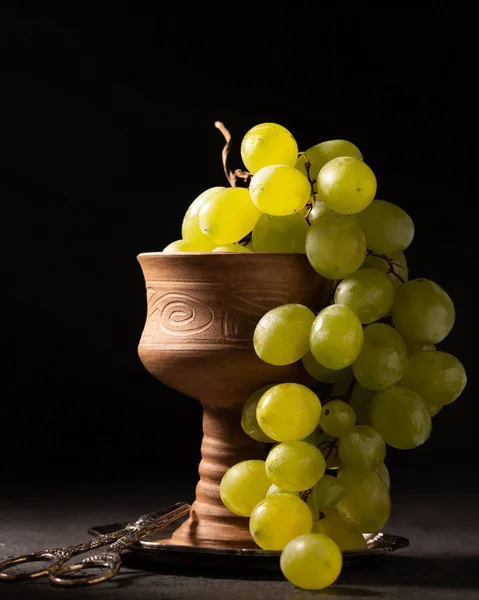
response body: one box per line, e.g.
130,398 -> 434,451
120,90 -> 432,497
162,238 -> 216,252
306,212 -> 367,279
182,186 -> 225,243
241,122 -> 298,174
219,460 -> 270,517
403,336 -> 436,355
336,466 -> 367,493
400,351 -> 467,410
280,533 -> 342,590
303,429 -> 342,469
338,425 -> 386,472
249,165 -> 311,216
360,251 -> 408,288
308,199 -> 330,222
391,278 -> 455,344
241,385 -> 275,443
302,352 -> 352,384
320,400 -> 356,438
307,474 -> 344,516
267,484 -> 300,497
349,383 -> 375,425
313,509 -> 367,550
256,383 -> 322,442
296,139 -> 363,180
428,402 -> 443,417
254,304 -> 315,366
266,440 -> 326,492
316,156 -> 377,214
375,462 -> 390,491
310,304 -> 364,370
370,385 -> 432,449
337,468 -> 391,533
212,243 -> 252,252
249,493 -> 312,550
252,213 -> 308,253
356,200 -> 414,253
334,268 -> 395,324
199,187 -> 262,245
353,323 -> 408,391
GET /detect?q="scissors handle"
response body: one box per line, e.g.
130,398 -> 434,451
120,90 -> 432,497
49,552 -> 121,587
0,501 -> 191,587
0,549 -> 71,582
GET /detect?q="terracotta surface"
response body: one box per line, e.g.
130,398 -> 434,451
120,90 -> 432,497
137,252 -> 332,548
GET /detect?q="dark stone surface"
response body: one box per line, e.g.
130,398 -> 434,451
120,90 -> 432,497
1,467 -> 478,600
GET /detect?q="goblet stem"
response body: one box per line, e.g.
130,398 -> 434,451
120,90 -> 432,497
170,400 -> 266,548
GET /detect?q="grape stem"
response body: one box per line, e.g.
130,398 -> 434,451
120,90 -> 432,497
328,280 -> 339,304
366,250 -> 407,283
214,121 -> 253,187
298,151 -> 317,225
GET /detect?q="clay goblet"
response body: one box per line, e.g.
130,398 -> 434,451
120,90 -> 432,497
137,252 -> 331,549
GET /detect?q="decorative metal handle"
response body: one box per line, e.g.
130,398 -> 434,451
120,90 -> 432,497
0,549 -> 71,581
49,552 -> 121,587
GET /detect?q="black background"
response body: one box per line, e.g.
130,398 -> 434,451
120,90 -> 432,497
1,2 -> 476,486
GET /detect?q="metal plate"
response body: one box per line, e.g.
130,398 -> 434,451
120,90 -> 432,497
89,517 -> 409,571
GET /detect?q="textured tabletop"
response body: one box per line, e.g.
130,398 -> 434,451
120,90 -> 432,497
1,467 -> 478,600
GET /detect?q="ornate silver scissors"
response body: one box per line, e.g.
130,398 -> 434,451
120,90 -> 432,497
0,501 -> 190,587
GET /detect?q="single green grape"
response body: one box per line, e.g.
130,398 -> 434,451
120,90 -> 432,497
338,425 -> 386,472
254,304 -> 315,366
310,304 -> 364,370
212,243 -> 252,252
182,186 -> 225,243
307,474 -> 344,516
199,187 -> 262,245
308,200 -> 330,221
296,139 -> 363,180
301,352 -> 352,384
219,460 -> 270,517
313,509 -> 367,550
162,238 -> 216,252
302,429 -> 342,470
370,385 -> 432,449
334,268 -> 395,324
356,200 -> 414,253
265,440 -> 326,492
249,493 -> 312,550
267,484 -> 300,497
249,165 -> 311,216
360,251 -> 408,288
336,467 -> 367,493
400,351 -> 467,410
280,533 -> 342,590
316,156 -> 376,214
306,212 -> 367,280
403,336 -> 436,355
256,383 -> 322,442
320,400 -> 356,438
375,462 -> 390,491
349,383 -> 375,426
241,385 -> 276,443
337,468 -> 391,533
241,122 -> 298,174
391,278 -> 455,344
252,213 -> 308,253
353,323 -> 408,391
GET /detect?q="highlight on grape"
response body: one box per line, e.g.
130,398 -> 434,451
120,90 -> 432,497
164,121 -> 467,591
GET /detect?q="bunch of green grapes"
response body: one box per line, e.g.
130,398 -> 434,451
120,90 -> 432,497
166,121 -> 467,592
